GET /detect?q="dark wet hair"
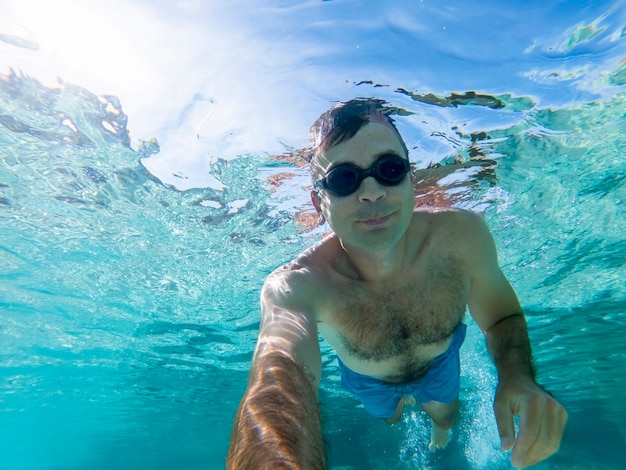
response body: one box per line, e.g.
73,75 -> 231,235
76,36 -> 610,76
308,98 -> 409,180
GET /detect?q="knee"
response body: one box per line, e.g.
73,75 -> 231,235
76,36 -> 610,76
422,399 -> 460,429
434,411 -> 458,429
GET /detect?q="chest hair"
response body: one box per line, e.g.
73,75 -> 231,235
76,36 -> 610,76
331,257 -> 467,363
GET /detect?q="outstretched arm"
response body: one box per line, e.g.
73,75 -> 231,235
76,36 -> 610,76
465,212 -> 567,469
227,351 -> 324,469
227,272 -> 325,470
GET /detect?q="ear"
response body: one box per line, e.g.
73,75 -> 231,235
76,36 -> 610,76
311,191 -> 326,226
311,191 -> 322,215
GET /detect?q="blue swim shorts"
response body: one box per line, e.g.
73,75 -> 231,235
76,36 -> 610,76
337,323 -> 467,419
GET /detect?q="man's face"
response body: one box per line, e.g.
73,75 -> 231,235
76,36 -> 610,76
313,122 -> 415,252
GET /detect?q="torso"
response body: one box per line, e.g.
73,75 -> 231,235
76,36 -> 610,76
301,210 -> 471,384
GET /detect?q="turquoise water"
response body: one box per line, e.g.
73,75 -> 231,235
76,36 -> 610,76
1,1 -> 625,469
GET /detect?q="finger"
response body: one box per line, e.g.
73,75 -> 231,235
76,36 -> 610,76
546,399 -> 568,445
515,398 -> 568,468
510,398 -> 543,468
493,398 -> 516,451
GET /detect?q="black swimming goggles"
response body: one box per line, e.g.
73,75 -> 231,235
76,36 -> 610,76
314,154 -> 411,197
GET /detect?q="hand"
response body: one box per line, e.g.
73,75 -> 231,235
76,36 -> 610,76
493,375 -> 568,469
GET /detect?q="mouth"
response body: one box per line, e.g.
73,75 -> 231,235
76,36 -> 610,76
359,213 -> 392,227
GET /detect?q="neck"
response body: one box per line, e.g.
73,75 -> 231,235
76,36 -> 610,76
340,236 -> 408,282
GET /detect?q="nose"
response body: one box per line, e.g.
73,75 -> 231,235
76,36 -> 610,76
358,176 -> 386,202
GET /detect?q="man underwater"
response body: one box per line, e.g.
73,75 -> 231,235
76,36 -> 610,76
227,98 -> 567,469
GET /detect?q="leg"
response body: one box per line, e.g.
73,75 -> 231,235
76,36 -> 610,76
413,324 -> 467,450
421,398 -> 460,451
384,396 -> 417,425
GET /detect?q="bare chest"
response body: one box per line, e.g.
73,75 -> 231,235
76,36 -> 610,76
319,258 -> 468,381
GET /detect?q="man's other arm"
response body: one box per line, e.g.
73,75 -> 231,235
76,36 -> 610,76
227,272 -> 325,470
464,211 -> 567,469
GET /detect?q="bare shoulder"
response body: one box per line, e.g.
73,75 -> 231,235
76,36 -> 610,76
413,208 -> 489,239
261,236 -> 338,313
256,244 -> 326,384
412,208 -> 494,259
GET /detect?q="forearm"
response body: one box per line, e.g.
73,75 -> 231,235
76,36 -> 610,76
227,351 -> 325,470
485,313 -> 535,381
